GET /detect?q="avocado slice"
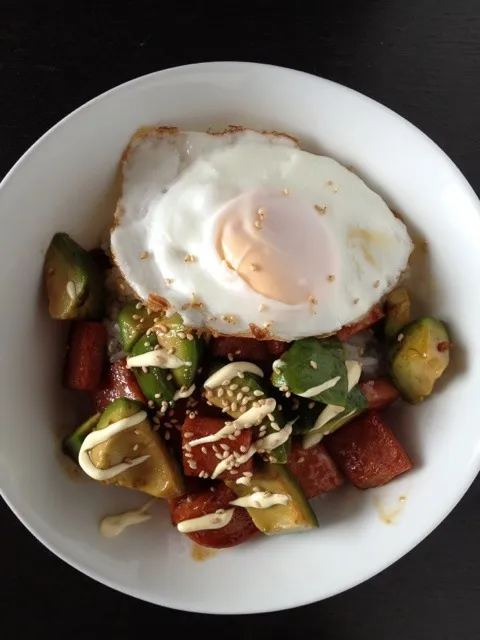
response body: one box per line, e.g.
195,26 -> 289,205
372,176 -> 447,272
118,302 -> 157,352
63,413 -> 101,462
156,321 -> 201,388
301,386 -> 369,449
129,333 -> 176,407
44,232 -> 104,320
206,362 -> 290,463
90,397 -> 184,498
384,287 -> 411,339
226,463 -> 318,534
389,317 -> 450,404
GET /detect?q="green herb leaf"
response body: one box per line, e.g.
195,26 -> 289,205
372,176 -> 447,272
271,337 -> 348,405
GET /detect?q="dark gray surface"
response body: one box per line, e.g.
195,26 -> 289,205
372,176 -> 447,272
1,0 -> 479,636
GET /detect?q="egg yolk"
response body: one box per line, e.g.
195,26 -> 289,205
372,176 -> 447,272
216,188 -> 339,305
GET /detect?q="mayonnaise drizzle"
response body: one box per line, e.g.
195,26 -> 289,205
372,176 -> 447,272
79,411 -> 150,481
298,376 -> 341,398
100,500 -> 154,538
177,509 -> 235,533
211,454 -> 235,479
203,361 -> 264,389
173,384 -> 195,401
230,492 -> 289,509
126,349 -> 185,370
66,280 -> 76,300
189,398 -> 276,447
303,410 -> 356,449
254,422 -> 293,452
303,360 -> 363,449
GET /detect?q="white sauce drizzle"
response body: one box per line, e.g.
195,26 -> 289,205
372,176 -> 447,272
303,360 -> 363,449
298,376 -> 341,398
189,398 -> 276,447
177,508 -> 235,533
100,500 -> 154,538
79,411 -> 150,481
272,359 -> 284,371
211,454 -> 235,479
173,384 -> 195,401
230,492 -> 289,509
303,410 -> 356,449
254,423 -> 293,452
126,349 -> 185,370
204,362 -> 264,389
66,280 -> 76,300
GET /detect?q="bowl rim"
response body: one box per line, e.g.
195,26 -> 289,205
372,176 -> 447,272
1,61 -> 480,613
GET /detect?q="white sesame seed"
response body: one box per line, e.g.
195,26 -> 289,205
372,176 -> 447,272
241,396 -> 250,406
184,452 -> 193,458
310,360 -> 318,369
186,333 -> 194,341
184,431 -> 193,438
231,402 -> 238,412
223,451 -> 230,459
254,220 -> 262,229
188,460 -> 197,469
148,400 -> 154,408
228,435 -> 236,441
201,446 -> 208,454
354,298 -> 360,304
279,386 -> 288,392
240,446 -> 247,453
267,413 -> 275,421
227,390 -> 234,398
230,470 -> 238,475
374,280 -> 380,288
184,443 -> 192,452
164,431 -> 171,440
184,254 -> 197,263
227,353 -> 234,362
271,422 -> 280,431
220,443 -> 230,451
308,402 -> 315,409
215,453 -> 223,460
222,379 -> 231,386
328,274 -> 335,282
237,371 -> 245,379
140,251 -> 149,259
229,384 -> 239,391
285,391 -> 291,398
177,331 -> 186,339
297,457 -> 305,463
236,392 -> 243,402
210,486 -> 215,492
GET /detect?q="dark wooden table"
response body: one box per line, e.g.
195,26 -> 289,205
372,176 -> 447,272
2,1 -> 479,637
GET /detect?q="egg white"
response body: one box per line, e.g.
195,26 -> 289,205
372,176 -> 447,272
111,127 -> 413,341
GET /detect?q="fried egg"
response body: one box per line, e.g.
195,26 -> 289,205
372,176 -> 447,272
111,126 -> 413,341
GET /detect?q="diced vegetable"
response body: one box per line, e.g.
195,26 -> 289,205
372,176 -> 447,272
336,306 -> 384,342
384,287 -> 411,339
271,337 -> 348,406
118,302 -> 156,352
156,322 -> 201,388
63,413 -> 101,462
206,363 -> 290,463
302,385 -> 369,449
226,462 -> 318,534
170,483 -> 258,548
181,415 -> 253,480
324,411 -> 413,489
90,398 -> 184,498
91,358 -> 147,413
44,232 -> 104,320
64,321 -> 107,391
360,378 -> 400,409
388,317 -> 451,404
129,332 -> 176,406
286,440 -> 343,499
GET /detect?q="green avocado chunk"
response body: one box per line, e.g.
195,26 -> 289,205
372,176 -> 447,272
90,397 -> 184,498
118,302 -> 156,352
389,317 -> 451,404
44,232 -> 104,320
384,287 -> 411,339
156,321 -> 202,388
129,333 -> 176,407
63,413 -> 101,461
226,462 -> 318,534
206,361 -> 290,463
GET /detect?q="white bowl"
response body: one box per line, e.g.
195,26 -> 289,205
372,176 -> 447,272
1,62 -> 479,614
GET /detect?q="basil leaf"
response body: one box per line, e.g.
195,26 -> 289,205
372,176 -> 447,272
271,337 -> 348,406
